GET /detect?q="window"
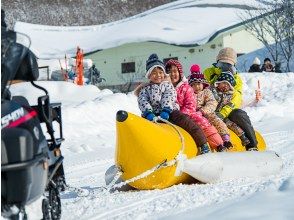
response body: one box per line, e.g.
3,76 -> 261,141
163,57 -> 178,65
121,62 -> 135,73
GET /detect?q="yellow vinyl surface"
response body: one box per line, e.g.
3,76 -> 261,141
115,112 -> 266,189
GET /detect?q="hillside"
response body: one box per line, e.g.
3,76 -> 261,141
2,0 -> 174,29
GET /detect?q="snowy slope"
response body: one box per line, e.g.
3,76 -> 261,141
14,0 -> 263,59
9,72 -> 294,220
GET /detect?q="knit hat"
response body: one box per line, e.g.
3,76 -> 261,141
216,47 -> 237,66
188,72 -> 210,88
214,71 -> 236,91
165,59 -> 184,79
190,64 -> 201,73
253,57 -> 261,65
145,53 -> 166,78
264,57 -> 271,63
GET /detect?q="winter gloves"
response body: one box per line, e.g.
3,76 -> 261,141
143,107 -> 172,122
143,110 -> 156,121
159,107 -> 172,120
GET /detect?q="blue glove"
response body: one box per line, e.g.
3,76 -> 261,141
144,111 -> 156,121
160,107 -> 172,120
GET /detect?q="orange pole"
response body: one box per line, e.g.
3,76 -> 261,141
255,80 -> 262,102
64,54 -> 69,81
76,46 -> 84,85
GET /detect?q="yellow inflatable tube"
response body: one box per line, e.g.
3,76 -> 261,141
115,111 -> 266,190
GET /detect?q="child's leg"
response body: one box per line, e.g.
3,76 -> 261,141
206,113 -> 230,142
224,118 -> 244,136
169,110 -> 207,148
225,119 -> 250,146
189,112 -> 223,150
202,126 -> 223,151
228,109 -> 258,150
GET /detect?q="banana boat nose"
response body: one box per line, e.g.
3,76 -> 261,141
116,110 -> 128,122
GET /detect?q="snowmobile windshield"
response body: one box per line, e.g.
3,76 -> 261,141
1,28 -> 31,100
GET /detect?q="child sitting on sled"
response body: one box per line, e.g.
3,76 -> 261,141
137,53 -> 211,154
164,59 -> 224,152
188,66 -> 234,151
212,71 -> 256,149
203,47 -> 258,151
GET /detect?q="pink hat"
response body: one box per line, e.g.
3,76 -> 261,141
165,59 -> 184,79
188,72 -> 210,88
190,64 -> 201,73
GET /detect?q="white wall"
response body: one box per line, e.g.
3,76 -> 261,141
85,26 -> 266,86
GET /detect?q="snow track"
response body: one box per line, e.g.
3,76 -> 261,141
60,128 -> 294,220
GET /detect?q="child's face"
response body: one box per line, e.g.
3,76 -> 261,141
167,65 -> 180,85
191,82 -> 204,94
216,81 -> 231,92
149,67 -> 165,84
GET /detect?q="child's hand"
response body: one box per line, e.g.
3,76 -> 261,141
146,112 -> 156,121
255,90 -> 262,102
160,111 -> 170,120
160,107 -> 172,120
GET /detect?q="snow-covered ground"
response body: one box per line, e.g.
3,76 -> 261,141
10,72 -> 294,219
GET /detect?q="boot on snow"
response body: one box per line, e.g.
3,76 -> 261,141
216,144 -> 227,152
247,147 -> 258,151
199,143 -> 211,154
239,133 -> 250,147
224,141 -> 234,150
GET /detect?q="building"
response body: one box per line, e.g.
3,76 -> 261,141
14,0 -> 271,90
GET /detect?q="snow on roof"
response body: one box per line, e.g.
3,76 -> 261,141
14,0 -> 263,59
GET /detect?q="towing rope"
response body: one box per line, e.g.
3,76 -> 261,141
65,116 -> 187,196
108,116 -> 186,190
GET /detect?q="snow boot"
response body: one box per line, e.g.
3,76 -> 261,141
247,147 -> 258,151
216,144 -> 227,152
239,133 -> 250,147
224,141 -> 234,150
199,143 -> 211,154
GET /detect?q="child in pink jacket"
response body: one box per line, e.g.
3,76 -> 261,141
188,65 -> 249,150
165,59 -> 224,151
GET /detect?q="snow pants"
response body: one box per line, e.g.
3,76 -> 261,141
169,110 -> 207,148
206,113 -> 230,137
228,109 -> 258,149
189,112 -> 223,150
224,119 -> 244,137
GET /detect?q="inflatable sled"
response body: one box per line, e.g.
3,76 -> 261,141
113,110 -> 281,190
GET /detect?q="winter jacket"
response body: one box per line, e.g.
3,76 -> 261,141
138,81 -> 179,115
203,66 -> 243,118
175,77 -> 222,148
194,88 -> 230,137
211,87 -> 235,114
248,64 -> 261,73
195,88 -> 218,115
174,78 -> 211,128
174,78 -> 196,115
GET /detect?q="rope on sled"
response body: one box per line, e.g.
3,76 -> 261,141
109,116 -> 187,190
65,117 -> 187,196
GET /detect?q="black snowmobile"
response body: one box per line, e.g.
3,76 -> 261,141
1,25 -> 66,219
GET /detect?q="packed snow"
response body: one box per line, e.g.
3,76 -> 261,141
9,72 -> 294,220
13,0 -> 263,59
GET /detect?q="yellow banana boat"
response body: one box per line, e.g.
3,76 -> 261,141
115,110 -> 266,190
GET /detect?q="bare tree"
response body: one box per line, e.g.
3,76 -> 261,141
241,0 -> 294,71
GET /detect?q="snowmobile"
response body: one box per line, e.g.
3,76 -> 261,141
1,27 -> 66,219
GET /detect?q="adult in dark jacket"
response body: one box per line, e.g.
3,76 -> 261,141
248,57 -> 261,72
261,57 -> 274,72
